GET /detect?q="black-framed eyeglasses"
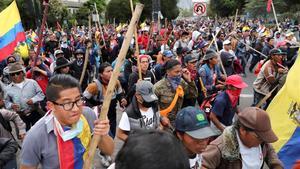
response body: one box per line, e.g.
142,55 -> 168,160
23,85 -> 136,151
52,97 -> 84,111
9,71 -> 22,76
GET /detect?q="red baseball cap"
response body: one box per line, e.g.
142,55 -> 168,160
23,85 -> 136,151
226,75 -> 248,89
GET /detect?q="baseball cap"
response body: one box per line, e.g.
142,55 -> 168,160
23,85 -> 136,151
163,50 -> 174,58
136,80 -> 158,102
184,55 -> 197,64
226,75 -> 248,89
223,39 -> 231,45
238,107 -> 278,143
175,106 -> 217,139
269,48 -> 287,56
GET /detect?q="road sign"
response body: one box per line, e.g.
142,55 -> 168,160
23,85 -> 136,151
193,2 -> 207,16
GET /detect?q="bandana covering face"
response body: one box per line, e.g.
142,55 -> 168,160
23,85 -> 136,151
50,112 -> 91,169
168,75 -> 181,90
226,89 -> 241,107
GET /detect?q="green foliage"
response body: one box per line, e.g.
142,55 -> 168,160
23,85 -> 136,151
105,0 -> 132,23
161,0 -> 180,19
209,0 -> 246,17
244,0 -> 289,18
75,0 -> 106,26
48,0 -> 70,27
179,8 -> 193,18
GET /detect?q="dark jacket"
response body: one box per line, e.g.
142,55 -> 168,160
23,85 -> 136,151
0,138 -> 18,168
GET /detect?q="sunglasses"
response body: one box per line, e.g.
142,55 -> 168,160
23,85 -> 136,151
9,71 -> 22,76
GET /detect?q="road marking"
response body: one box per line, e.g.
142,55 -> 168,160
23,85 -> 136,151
240,94 -> 254,98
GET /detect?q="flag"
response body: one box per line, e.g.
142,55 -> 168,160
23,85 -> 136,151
267,0 -> 272,13
267,49 -> 300,169
0,1 -> 26,61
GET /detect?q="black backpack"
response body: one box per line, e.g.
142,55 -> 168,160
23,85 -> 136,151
0,113 -> 12,132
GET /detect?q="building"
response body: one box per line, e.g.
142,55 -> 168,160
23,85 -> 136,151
61,0 -> 88,14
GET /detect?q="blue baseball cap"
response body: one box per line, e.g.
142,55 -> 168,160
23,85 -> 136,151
175,106 -> 216,139
163,50 -> 174,58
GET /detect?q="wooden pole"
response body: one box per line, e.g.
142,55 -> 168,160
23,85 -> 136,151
271,1 -> 280,31
146,21 -> 154,52
212,33 -> 227,77
233,9 -> 238,31
255,85 -> 278,108
33,1 -> 49,79
94,3 -> 106,47
79,15 -> 92,86
130,0 -> 142,80
82,4 -> 144,169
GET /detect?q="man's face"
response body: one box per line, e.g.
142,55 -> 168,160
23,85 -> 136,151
10,71 -> 24,84
272,54 -> 283,63
224,44 -> 232,51
179,132 -> 210,154
187,60 -> 197,71
140,57 -> 149,72
60,66 -> 70,74
209,56 -> 218,65
76,54 -> 84,60
269,39 -> 275,46
29,51 -> 36,58
167,65 -> 182,78
100,66 -> 113,81
239,127 -> 263,148
243,31 -> 250,37
49,88 -> 83,126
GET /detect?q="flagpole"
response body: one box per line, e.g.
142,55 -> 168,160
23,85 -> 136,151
33,0 -> 49,79
271,1 -> 280,31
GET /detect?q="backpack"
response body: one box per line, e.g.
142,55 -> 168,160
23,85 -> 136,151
199,93 -> 218,122
0,113 -> 12,132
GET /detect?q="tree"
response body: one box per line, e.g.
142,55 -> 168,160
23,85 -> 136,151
161,0 -> 180,20
105,0 -> 133,23
76,0 -> 106,26
244,0 -> 289,17
209,0 -> 246,17
179,8 -> 193,18
48,0 -> 70,27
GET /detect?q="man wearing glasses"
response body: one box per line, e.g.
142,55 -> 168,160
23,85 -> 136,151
20,74 -> 114,169
5,62 -> 45,131
202,107 -> 283,169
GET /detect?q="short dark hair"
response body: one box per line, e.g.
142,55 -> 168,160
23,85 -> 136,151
164,59 -> 181,71
99,62 -> 112,74
46,74 -> 81,102
115,129 -> 190,169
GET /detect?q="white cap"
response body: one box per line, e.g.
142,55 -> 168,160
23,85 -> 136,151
223,39 -> 231,45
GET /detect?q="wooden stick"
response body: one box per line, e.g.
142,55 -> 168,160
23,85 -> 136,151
198,77 -> 207,98
212,33 -> 227,77
255,85 -> 278,108
83,4 -> 144,169
208,28 -> 221,49
231,35 -> 268,59
79,15 -> 92,86
146,21 -> 154,52
233,9 -> 238,31
94,3 -> 106,47
271,2 -> 280,31
130,0 -> 142,80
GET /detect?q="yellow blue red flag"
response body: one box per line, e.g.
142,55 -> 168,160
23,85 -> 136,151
0,0 -> 26,61
267,49 -> 300,168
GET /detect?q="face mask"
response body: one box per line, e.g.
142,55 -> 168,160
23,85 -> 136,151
142,101 -> 156,108
54,117 -> 83,141
168,75 -> 181,89
228,89 -> 242,97
77,59 -> 83,66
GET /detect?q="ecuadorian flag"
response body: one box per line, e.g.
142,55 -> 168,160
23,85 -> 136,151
267,49 -> 300,169
0,0 -> 26,61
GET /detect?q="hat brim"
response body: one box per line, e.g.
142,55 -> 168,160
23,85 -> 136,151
186,126 -> 218,139
54,62 -> 72,71
256,129 -> 278,143
232,82 -> 248,89
141,94 -> 158,102
8,69 -> 24,74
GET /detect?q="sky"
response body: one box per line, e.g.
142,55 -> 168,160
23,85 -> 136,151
177,0 -> 193,9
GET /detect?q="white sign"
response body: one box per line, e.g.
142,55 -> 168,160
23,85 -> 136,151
193,2 -> 207,16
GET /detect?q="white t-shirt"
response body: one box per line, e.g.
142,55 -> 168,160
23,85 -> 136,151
189,154 -> 202,169
236,131 -> 263,169
13,81 -> 25,89
118,108 -> 155,131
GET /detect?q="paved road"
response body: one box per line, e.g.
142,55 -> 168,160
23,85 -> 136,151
16,65 -> 257,169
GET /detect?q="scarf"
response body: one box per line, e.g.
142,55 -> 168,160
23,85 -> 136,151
188,68 -> 197,81
226,89 -> 241,107
52,113 -> 91,169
